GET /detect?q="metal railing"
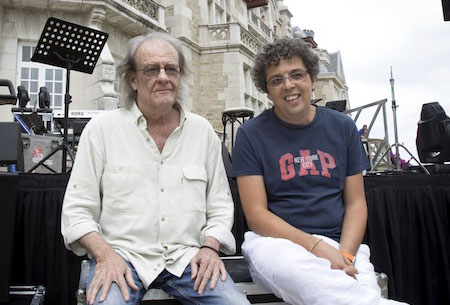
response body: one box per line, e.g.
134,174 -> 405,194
344,99 -> 392,172
248,11 -> 272,39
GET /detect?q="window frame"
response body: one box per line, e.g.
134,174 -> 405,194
16,41 -> 66,110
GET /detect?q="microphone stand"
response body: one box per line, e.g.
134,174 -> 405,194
372,67 -> 429,174
28,17 -> 108,173
390,67 -> 401,171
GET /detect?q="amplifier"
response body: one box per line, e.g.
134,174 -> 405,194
21,134 -> 62,174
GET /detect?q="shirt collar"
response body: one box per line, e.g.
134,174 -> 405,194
129,101 -> 187,127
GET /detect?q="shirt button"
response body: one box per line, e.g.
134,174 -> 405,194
160,188 -> 164,192
146,138 -> 150,142
73,184 -> 77,189
161,217 -> 165,222
160,160 -> 163,165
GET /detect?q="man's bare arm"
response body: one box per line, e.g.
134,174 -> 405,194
237,175 -> 357,276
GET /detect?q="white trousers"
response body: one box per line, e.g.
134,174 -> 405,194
242,231 -> 408,305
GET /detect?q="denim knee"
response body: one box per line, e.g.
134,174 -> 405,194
187,276 -> 250,305
91,283 -> 131,305
156,267 -> 250,305
210,277 -> 250,305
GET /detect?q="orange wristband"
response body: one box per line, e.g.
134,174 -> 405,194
341,250 -> 356,264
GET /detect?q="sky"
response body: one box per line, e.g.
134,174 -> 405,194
284,0 -> 450,164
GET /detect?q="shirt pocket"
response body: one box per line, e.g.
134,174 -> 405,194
182,166 -> 208,213
101,164 -> 145,214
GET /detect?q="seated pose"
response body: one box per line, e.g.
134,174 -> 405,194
61,32 -> 249,305
231,37 -> 408,305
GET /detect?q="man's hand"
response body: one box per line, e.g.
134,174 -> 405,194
190,245 -> 226,295
311,239 -> 358,278
79,232 -> 139,304
86,251 -> 139,304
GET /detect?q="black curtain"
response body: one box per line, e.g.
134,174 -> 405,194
5,172 -> 450,305
364,174 -> 450,305
0,173 -> 18,302
10,173 -> 84,305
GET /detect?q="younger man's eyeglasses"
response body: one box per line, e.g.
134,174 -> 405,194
267,70 -> 309,88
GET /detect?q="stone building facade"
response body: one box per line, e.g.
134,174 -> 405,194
293,26 -> 350,109
315,49 -> 350,108
0,0 -> 348,136
0,0 -> 166,122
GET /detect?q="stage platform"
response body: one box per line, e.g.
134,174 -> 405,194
1,173 -> 450,305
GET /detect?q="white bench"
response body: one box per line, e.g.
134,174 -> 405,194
77,256 -> 388,304
76,256 -> 288,305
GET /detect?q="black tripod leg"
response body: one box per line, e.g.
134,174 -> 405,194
62,143 -> 76,173
66,144 -> 75,161
41,162 -> 57,174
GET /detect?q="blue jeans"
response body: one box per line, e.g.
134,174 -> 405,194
87,258 -> 250,305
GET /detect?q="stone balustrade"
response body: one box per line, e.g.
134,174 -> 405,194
199,23 -> 262,55
121,0 -> 159,20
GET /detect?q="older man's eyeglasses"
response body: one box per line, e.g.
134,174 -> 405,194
137,64 -> 180,78
267,70 -> 309,88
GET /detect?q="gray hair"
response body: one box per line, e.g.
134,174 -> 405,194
117,32 -> 189,107
252,37 -> 320,94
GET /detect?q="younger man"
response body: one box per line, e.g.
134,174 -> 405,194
232,37 -> 408,305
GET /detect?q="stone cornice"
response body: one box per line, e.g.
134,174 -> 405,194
2,0 -> 166,35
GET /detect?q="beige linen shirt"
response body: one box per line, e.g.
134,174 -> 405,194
61,103 -> 235,288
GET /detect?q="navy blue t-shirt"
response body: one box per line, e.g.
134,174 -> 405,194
231,106 -> 369,241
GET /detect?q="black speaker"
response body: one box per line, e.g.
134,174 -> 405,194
416,102 -> 450,163
38,87 -> 50,109
0,123 -> 24,172
325,100 -> 347,112
0,173 -> 18,302
17,86 -> 30,108
443,0 -> 450,21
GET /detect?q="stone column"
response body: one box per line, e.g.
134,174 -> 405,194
86,6 -> 117,110
0,8 -> 18,121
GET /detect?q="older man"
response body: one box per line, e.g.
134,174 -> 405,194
61,32 -> 249,305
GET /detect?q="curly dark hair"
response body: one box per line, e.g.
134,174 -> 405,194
252,37 -> 320,93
